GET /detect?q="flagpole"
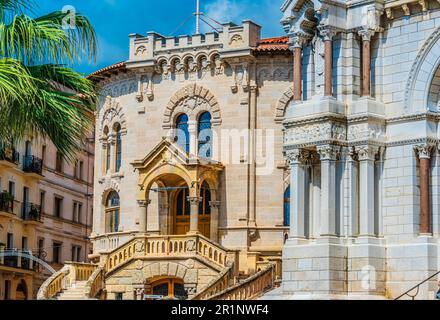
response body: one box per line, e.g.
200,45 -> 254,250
195,0 -> 201,34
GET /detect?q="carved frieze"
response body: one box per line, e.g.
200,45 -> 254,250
284,122 -> 346,146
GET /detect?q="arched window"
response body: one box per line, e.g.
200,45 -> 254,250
175,114 -> 189,153
198,112 -> 212,159
106,191 -> 120,233
176,187 -> 190,216
114,124 -> 122,172
199,181 -> 211,215
284,186 -> 290,227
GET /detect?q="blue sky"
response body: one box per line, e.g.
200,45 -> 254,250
36,0 -> 285,75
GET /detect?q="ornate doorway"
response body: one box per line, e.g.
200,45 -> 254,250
174,187 -> 190,235
173,181 -> 211,238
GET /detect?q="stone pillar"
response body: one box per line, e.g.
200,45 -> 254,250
209,201 -> 221,242
290,35 -> 306,102
347,149 -> 359,236
415,144 -> 433,235
108,134 -> 116,173
187,196 -> 202,234
248,85 -> 257,227
356,146 -> 378,236
319,27 -> 337,97
133,286 -> 145,300
188,120 -> 197,158
358,30 -> 374,97
318,145 -> 338,236
286,149 -> 306,238
137,200 -> 150,233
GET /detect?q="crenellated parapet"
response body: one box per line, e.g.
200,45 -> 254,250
126,20 -> 261,76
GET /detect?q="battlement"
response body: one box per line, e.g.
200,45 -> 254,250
128,20 -> 261,63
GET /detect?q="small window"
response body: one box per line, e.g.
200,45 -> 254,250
79,161 -> 84,180
106,191 -> 120,233
198,112 -> 212,159
71,245 -> 81,262
55,152 -> 63,173
115,293 -> 123,300
54,197 -> 63,218
41,145 -> 46,166
52,242 -> 62,264
284,186 -> 290,227
40,191 -> 45,213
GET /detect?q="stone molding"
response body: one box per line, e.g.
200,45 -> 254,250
162,84 -> 222,129
414,144 -> 435,160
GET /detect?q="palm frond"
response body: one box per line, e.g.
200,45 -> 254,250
0,57 -> 35,104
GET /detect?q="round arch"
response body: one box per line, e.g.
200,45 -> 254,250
162,84 -> 222,129
99,96 -> 127,139
275,86 -> 294,123
404,26 -> 440,113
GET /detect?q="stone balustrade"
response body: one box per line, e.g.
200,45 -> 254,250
104,234 -> 238,274
37,262 -> 100,300
190,266 -> 233,300
37,265 -> 71,300
207,264 -> 276,300
85,266 -> 105,299
91,232 -> 134,254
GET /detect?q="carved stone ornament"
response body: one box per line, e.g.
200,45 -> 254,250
414,144 -> 434,159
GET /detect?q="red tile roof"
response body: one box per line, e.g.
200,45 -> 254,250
254,36 -> 289,53
88,37 -> 290,78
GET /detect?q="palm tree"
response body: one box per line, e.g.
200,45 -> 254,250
0,0 -> 97,159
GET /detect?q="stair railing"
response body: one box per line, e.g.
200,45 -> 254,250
206,263 -> 276,300
394,270 -> 440,300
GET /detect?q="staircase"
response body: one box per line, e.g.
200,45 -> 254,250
56,281 -> 94,300
38,234 -> 276,300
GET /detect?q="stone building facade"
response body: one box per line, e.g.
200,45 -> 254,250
88,22 -> 293,299
277,0 -> 440,300
0,135 -> 94,300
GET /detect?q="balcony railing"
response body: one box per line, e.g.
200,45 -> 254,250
23,155 -> 43,176
0,148 -> 20,165
0,248 -> 36,271
21,202 -> 42,222
0,192 -> 15,214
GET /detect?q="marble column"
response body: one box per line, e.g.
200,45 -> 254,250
290,35 -> 306,102
209,201 -> 221,242
356,145 -> 379,236
358,29 -> 374,97
286,149 -> 306,238
188,120 -> 197,158
319,27 -> 337,97
347,149 -> 359,236
137,199 -> 150,233
187,196 -> 202,234
318,145 -> 339,236
415,144 -> 433,235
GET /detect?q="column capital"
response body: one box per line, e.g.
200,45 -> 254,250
187,196 -> 202,205
414,144 -> 434,160
209,201 -> 221,209
358,28 -> 377,41
318,26 -> 338,41
355,145 -> 379,161
286,149 -> 311,165
317,145 -> 339,161
137,199 -> 151,207
289,32 -> 310,49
